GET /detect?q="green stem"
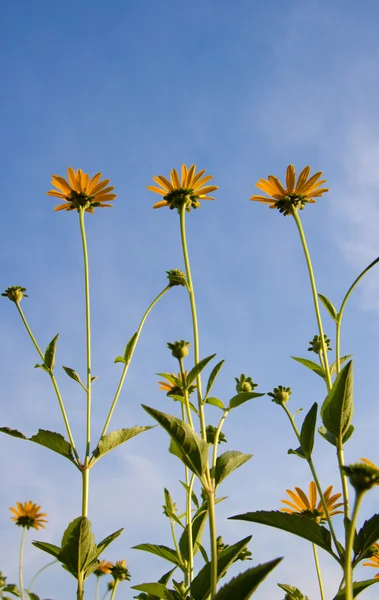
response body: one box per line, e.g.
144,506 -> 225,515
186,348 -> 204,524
291,210 -> 332,391
110,580 -> 119,600
95,576 -> 101,600
97,286 -> 171,444
345,491 -> 365,600
282,404 -> 341,560
79,207 -> 91,517
212,411 -> 229,470
28,560 -> 57,591
16,303 -> 80,465
179,357 -> 194,429
100,589 -> 111,600
312,543 -> 325,600
19,528 -> 26,600
337,437 -> 350,521
206,490 -> 218,599
77,571 -> 84,600
186,474 -> 195,585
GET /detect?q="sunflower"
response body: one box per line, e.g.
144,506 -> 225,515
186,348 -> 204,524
281,482 -> 343,523
47,168 -> 116,213
250,164 -> 328,215
363,542 -> 379,578
147,164 -> 218,211
10,501 -> 48,530
94,560 -> 113,576
158,371 -> 196,397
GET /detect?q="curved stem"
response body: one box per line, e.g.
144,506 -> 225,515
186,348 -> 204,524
212,411 -> 229,470
97,286 -> 171,444
282,404 -> 341,559
291,210 -> 332,391
345,491 -> 365,600
19,528 -> 26,600
28,559 -> 57,591
312,543 -> 325,600
100,589 -> 111,600
79,207 -> 91,517
16,303 -> 80,464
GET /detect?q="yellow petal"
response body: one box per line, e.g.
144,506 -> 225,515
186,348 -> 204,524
193,174 -> 213,189
198,185 -> 218,196
170,169 -> 181,189
95,194 -> 116,202
153,175 -> 173,191
90,179 -> 111,196
286,489 -> 304,510
54,204 -> 71,211
51,175 -> 72,194
153,200 -> 169,209
181,164 -> 188,185
309,482 -> 317,509
46,190 -> 68,199
268,175 -> 286,196
87,172 -> 102,193
147,185 -> 166,196
286,165 -> 296,194
191,169 -> 206,186
300,172 -> 323,194
294,166 -> 311,193
250,195 -> 276,204
294,487 -> 310,509
67,168 -> 80,192
184,164 -> 196,187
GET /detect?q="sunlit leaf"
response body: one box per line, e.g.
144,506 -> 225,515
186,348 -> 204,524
213,558 -> 282,599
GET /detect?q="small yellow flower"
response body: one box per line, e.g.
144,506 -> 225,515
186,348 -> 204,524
47,168 -> 116,214
94,560 -> 113,576
281,482 -> 343,523
363,542 -> 379,578
250,165 -> 328,215
147,164 -> 218,211
111,559 -> 131,581
10,501 -> 48,530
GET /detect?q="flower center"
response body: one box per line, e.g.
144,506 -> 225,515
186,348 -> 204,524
164,188 -> 201,211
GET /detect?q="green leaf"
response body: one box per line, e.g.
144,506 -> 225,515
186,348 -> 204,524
318,424 -> 354,446
31,541 -> 61,559
0,427 -> 27,440
3,583 -> 21,597
299,402 -> 318,459
332,579 -> 379,599
320,360 -> 354,438
191,536 -> 252,600
213,558 -> 282,600
205,397 -> 225,410
228,392 -> 264,409
30,430 -> 76,464
114,356 -> 126,364
354,514 -> 379,562
186,354 -> 216,386
277,583 -> 309,600
205,360 -> 225,398
131,583 -> 168,599
92,426 -> 154,459
133,544 -> 183,568
124,332 -> 138,363
156,373 -> 182,387
214,451 -> 253,487
95,528 -> 123,557
179,507 -> 208,561
142,406 -> 208,478
34,363 -> 49,372
287,446 -> 306,459
330,355 -> 353,377
229,511 -> 333,556
318,293 -> 338,322
44,334 -> 59,370
59,517 -> 98,579
26,593 -> 40,600
62,366 -> 84,386
291,357 -> 326,380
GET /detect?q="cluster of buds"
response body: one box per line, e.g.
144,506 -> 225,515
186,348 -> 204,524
268,386 -> 292,405
308,334 -> 332,354
216,536 -> 252,562
235,374 -> 258,393
206,425 -> 227,445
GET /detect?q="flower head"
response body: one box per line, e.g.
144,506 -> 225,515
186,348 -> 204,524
281,482 -> 343,523
363,542 -> 379,578
250,165 -> 328,216
235,374 -> 258,393
47,168 -> 116,214
268,386 -> 292,405
148,164 -> 218,212
342,461 -> 379,492
2,286 -> 28,303
158,371 -> 196,397
10,501 -> 48,530
111,559 -> 131,582
167,340 -> 191,360
308,334 -> 332,354
94,560 -> 113,576
166,269 -> 187,288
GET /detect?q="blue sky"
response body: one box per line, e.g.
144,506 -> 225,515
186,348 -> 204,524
1,0 -> 379,597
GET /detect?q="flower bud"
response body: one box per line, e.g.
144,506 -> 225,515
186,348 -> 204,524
2,286 -> 28,303
235,374 -> 258,393
167,340 -> 191,360
268,386 -> 292,405
342,463 -> 379,492
308,334 -> 332,353
206,425 -> 227,445
111,559 -> 131,582
166,269 -> 187,287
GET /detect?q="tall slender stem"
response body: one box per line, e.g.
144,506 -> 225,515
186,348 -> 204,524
79,207 -> 91,518
28,560 -> 57,592
312,543 -> 325,600
212,411 -> 229,470
109,580 -> 119,600
337,437 -> 350,521
97,286 -> 170,443
15,303 -> 80,464
19,528 -> 26,600
291,210 -> 332,391
345,491 -> 364,600
179,357 -> 194,429
95,576 -> 101,600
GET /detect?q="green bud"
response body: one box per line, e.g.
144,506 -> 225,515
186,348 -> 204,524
308,334 -> 332,353
111,559 -> 131,581
235,374 -> 258,393
268,386 -> 292,405
166,269 -> 187,287
342,463 -> 379,492
2,286 -> 28,303
167,340 -> 191,360
206,425 -> 227,445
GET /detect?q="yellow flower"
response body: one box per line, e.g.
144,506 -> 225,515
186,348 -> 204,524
250,164 -> 328,215
94,560 -> 113,576
111,559 -> 131,581
363,542 -> 379,578
10,501 -> 48,530
281,482 -> 343,523
47,168 -> 116,214
158,371 -> 196,397
147,164 -> 218,211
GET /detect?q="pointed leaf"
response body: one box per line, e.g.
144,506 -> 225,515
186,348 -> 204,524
26,593 -> 40,600
143,405 -> 208,478
179,507 -> 208,561
321,360 -> 354,437
92,426 -> 154,459
131,583 -> 168,599
205,360 -> 225,398
124,332 -> 138,363
318,424 -> 354,446
156,373 -> 182,387
62,366 -> 84,386
191,536 -> 252,600
318,294 -> 338,321
354,514 -> 379,562
330,355 -> 353,377
60,517 -> 98,578
133,544 -> 183,568
44,334 -> 59,370
300,402 -> 318,459
214,451 -> 253,487
228,392 -> 264,410
0,427 -> 27,440
206,397 -> 225,410
34,363 -> 49,372
186,355 -> 216,386
230,511 -> 333,555
288,446 -> 306,459
213,558 -> 282,600
277,584 -> 309,600
31,541 -> 61,560
291,357 -> 326,379
30,430 -> 76,464
332,579 -> 379,599
114,356 -> 126,364
96,528 -> 123,557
